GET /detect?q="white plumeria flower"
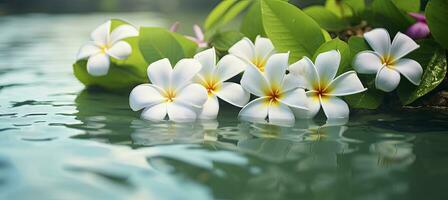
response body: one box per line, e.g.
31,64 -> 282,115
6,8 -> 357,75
129,58 -> 208,122
76,20 -> 139,76
289,50 -> 366,119
353,28 -> 422,92
228,36 -> 275,72
239,52 -> 308,124
194,48 -> 250,119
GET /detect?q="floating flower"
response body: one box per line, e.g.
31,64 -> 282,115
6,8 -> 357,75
76,20 -> 139,76
406,13 -> 430,40
229,36 -> 275,72
239,52 -> 308,124
289,50 -> 366,119
194,48 -> 250,119
129,58 -> 208,122
353,28 -> 422,92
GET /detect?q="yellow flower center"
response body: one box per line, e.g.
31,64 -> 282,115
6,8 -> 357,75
381,55 -> 395,68
252,57 -> 266,71
164,89 -> 176,102
202,78 -> 221,96
264,86 -> 283,105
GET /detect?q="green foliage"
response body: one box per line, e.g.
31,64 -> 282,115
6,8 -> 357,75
325,0 -> 353,18
370,0 -> 413,33
425,0 -> 448,49
313,38 -> 350,74
304,6 -> 349,31
204,0 -> 238,31
392,0 -> 420,13
209,31 -> 244,52
241,1 -> 265,41
261,0 -> 325,61
139,27 -> 197,64
398,40 -> 447,105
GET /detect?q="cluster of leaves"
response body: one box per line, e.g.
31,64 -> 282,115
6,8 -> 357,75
205,0 -> 448,109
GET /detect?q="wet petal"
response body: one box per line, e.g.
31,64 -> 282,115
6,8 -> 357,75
268,102 -> 294,124
228,37 -> 255,62
393,58 -> 423,85
91,20 -> 111,45
198,95 -> 219,120
364,28 -> 391,56
320,96 -> 349,119
280,88 -> 308,110
254,36 -> 275,60
87,53 -> 110,76
175,83 -> 208,108
315,50 -> 341,86
129,84 -> 165,111
141,103 -> 167,121
172,59 -> 202,91
216,54 -> 246,82
167,102 -> 198,122
264,52 -> 289,87
240,64 -> 270,97
375,67 -> 401,92
353,51 -> 383,74
147,58 -> 172,89
107,41 -> 132,60
390,32 -> 420,61
327,71 -> 366,96
215,82 -> 250,107
288,57 -> 319,90
110,24 -> 139,44
281,74 -> 304,93
77,42 -> 100,60
292,91 -> 321,119
238,97 -> 269,121
194,48 -> 216,78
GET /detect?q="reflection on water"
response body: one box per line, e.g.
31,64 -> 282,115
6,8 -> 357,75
0,13 -> 448,200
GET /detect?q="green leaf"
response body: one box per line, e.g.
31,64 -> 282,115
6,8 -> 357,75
392,0 -> 420,13
221,0 -> 252,27
313,38 -> 350,75
398,40 -> 447,105
344,0 -> 365,14
370,0 -> 413,33
347,36 -> 369,62
261,0 -> 325,61
204,0 -> 237,30
241,1 -> 265,41
210,31 -> 245,52
304,6 -> 349,31
139,27 -> 197,64
325,0 -> 353,18
425,0 -> 448,49
172,32 -> 198,58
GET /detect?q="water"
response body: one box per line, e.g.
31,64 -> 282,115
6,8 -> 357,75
1,12 -> 448,200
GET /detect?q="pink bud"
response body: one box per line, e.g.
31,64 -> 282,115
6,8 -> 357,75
406,22 -> 430,39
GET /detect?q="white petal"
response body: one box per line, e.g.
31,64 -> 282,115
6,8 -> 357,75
87,53 -> 110,76
327,71 -> 367,96
77,43 -> 100,60
107,41 -> 132,60
293,91 -> 321,119
288,57 -> 319,90
393,58 -> 423,85
172,59 -> 202,91
194,48 -> 216,78
175,83 -> 208,108
264,52 -> 289,87
215,82 -> 250,107
141,103 -> 167,121
254,36 -> 275,60
147,58 -> 172,89
240,64 -> 270,97
198,95 -> 219,120
215,54 -> 246,82
375,67 -> 401,92
91,20 -> 111,45
238,97 -> 269,121
353,51 -> 384,74
228,37 -> 255,61
280,88 -> 308,110
268,102 -> 295,124
110,24 -> 139,44
167,102 -> 197,122
390,32 -> 419,61
315,50 -> 341,86
282,74 -> 304,93
129,84 -> 165,111
320,96 -> 349,119
363,28 -> 391,56
193,25 -> 205,41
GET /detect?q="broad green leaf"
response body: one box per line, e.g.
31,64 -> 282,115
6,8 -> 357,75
392,0 -> 420,13
139,27 -> 197,64
370,0 -> 413,33
241,1 -> 266,40
347,36 -> 369,62
210,31 -> 244,52
398,40 -> 447,105
221,0 -> 252,27
325,0 -> 353,18
304,6 -> 349,31
313,38 -> 350,75
172,32 -> 198,58
344,0 -> 365,14
261,0 -> 325,61
322,29 -> 332,42
425,0 -> 448,49
204,0 -> 237,30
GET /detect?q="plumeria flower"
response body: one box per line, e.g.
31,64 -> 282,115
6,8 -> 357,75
129,58 -> 208,122
194,48 -> 250,119
187,24 -> 208,48
289,50 -> 366,119
406,13 -> 430,40
353,28 -> 422,92
239,52 -> 308,124
229,36 -> 275,72
76,20 -> 139,76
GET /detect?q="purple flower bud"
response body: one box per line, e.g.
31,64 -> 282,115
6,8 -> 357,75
406,13 -> 430,39
409,12 -> 426,23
